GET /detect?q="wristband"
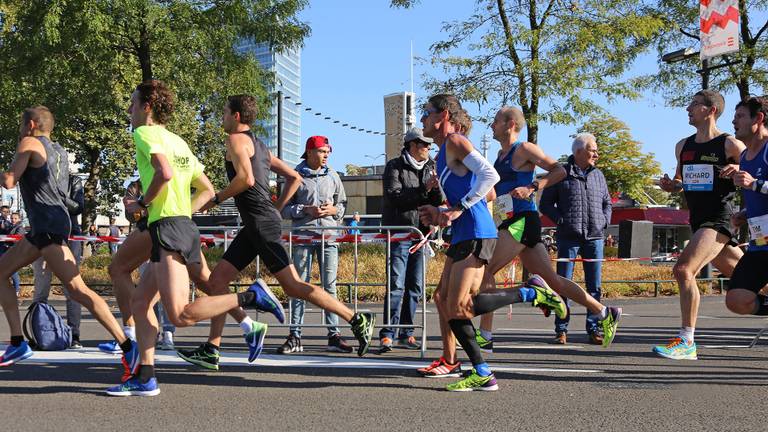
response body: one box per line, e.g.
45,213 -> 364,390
529,181 -> 540,192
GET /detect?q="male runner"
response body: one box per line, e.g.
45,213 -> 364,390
0,106 -> 138,377
724,97 -> 768,318
653,90 -> 745,360
106,81 -> 284,396
178,94 -> 375,368
416,94 -> 566,391
472,107 -> 621,355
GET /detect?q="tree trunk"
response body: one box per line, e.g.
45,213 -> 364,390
82,146 -> 102,229
138,23 -> 152,81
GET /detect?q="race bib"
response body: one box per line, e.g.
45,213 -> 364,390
748,214 -> 768,246
495,193 -> 514,218
682,164 -> 714,191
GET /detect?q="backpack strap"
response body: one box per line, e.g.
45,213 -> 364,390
22,302 -> 40,348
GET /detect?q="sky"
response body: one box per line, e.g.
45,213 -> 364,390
296,1 -> 758,177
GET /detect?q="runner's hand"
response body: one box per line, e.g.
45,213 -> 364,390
732,170 -> 755,189
125,199 -> 142,214
659,174 -> 678,192
510,186 -> 533,200
719,164 -> 739,178
418,205 -> 439,226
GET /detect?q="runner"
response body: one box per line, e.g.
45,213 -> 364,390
724,97 -> 768,318
174,94 -> 375,369
653,90 -> 745,360
0,106 -> 138,378
474,107 -> 622,355
415,94 -> 566,392
106,81 -> 284,396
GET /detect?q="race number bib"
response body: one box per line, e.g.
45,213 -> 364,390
495,194 -> 514,218
682,164 -> 714,191
748,214 -> 768,246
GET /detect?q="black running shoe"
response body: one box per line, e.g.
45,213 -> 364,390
327,334 -> 353,353
276,334 -> 303,354
350,312 -> 375,357
177,344 -> 220,371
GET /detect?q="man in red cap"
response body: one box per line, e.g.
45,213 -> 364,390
279,135 -> 352,354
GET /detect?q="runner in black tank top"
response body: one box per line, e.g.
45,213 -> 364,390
180,95 -> 375,365
653,90 -> 746,361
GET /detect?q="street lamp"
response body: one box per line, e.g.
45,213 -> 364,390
662,47 -> 742,90
364,153 -> 386,163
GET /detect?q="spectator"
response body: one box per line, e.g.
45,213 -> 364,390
108,217 -> 120,255
379,127 -> 442,353
605,234 -> 615,248
280,135 -> 351,354
540,132 -> 611,345
349,212 -> 361,235
32,167 -> 85,349
86,223 -> 99,256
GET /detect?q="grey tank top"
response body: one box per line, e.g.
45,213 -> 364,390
19,136 -> 71,236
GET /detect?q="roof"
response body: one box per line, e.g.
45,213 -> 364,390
540,207 -> 689,227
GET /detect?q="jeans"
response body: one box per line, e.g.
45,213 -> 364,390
32,241 -> 83,338
380,241 -> 424,340
554,237 -> 603,335
153,302 -> 176,333
289,243 -> 340,338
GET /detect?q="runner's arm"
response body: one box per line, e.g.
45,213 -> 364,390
521,141 -> 566,190
142,153 -> 173,204
214,135 -> 256,203
1,137 -> 39,189
661,139 -> 685,193
448,134 -> 500,210
190,172 -> 215,213
270,153 -> 302,212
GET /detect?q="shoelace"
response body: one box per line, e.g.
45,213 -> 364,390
665,337 -> 684,349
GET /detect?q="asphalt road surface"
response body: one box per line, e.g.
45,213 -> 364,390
1,295 -> 766,431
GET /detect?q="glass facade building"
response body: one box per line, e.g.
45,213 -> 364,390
236,41 -> 302,168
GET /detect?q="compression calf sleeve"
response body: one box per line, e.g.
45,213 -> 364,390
448,318 -> 485,366
473,289 -> 524,315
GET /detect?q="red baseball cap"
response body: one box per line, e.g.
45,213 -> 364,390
301,135 -> 332,159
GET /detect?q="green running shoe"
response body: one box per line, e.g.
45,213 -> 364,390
600,306 -> 622,348
527,274 -> 567,320
351,312 -> 375,357
474,330 -> 493,354
446,369 -> 498,392
177,343 -> 220,371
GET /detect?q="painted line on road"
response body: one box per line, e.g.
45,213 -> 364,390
1,347 -> 602,374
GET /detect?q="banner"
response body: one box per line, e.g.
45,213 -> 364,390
700,0 -> 740,59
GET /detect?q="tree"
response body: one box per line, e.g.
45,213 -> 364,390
392,0 -> 669,142
653,0 -> 768,103
577,114 -> 661,204
344,164 -> 368,176
0,0 -> 309,225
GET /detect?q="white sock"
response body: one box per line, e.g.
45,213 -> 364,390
679,327 -> 694,343
240,316 -> 254,333
597,307 -> 608,320
124,326 -> 136,341
479,329 -> 493,341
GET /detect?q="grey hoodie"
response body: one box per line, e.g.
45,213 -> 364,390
281,160 -> 347,236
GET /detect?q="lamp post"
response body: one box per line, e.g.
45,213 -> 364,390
661,47 -> 742,90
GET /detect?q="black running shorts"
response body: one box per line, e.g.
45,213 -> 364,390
690,216 -> 737,247
148,216 -> 201,265
25,232 -> 68,250
497,211 -> 542,248
728,251 -> 768,293
222,223 -> 291,274
446,238 -> 496,264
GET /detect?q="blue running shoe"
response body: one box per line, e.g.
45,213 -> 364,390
0,341 -> 33,367
245,321 -> 269,362
653,336 -> 697,360
121,340 -> 140,382
244,279 -> 285,324
106,376 -> 160,397
98,340 -> 122,354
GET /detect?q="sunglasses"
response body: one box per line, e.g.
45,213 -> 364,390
421,107 -> 440,118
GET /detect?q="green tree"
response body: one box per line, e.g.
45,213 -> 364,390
344,164 -> 368,176
0,0 -> 308,225
578,114 -> 661,203
392,0 -> 669,142
653,0 -> 768,103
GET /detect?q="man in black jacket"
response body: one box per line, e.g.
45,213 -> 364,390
379,127 -> 442,353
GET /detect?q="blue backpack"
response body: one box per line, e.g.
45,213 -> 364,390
23,301 -> 72,351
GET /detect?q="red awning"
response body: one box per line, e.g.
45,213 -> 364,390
540,207 -> 689,228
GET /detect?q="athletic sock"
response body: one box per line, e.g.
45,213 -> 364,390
119,339 -> 134,354
518,287 -> 536,303
597,306 -> 608,320
137,365 -> 155,383
204,342 -> 220,352
124,326 -> 136,341
679,327 -> 695,343
473,289 -> 524,315
475,362 -> 492,377
479,329 -> 493,341
755,295 -> 768,316
448,319 -> 485,366
240,316 -> 254,333
10,335 -> 23,347
237,291 -> 255,307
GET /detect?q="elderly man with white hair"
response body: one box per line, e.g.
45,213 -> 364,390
540,132 -> 612,345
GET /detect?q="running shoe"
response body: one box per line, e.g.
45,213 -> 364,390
378,337 -> 393,354
474,330 -> 493,354
527,274 -> 568,319
121,339 -> 140,381
397,336 -> 421,350
350,312 -> 375,357
276,334 -> 303,354
245,321 -> 268,362
69,338 -> 83,350
553,332 -> 567,344
327,334 -> 353,353
243,279 -> 285,324
417,357 -> 462,378
156,331 -> 174,350
600,306 -> 622,348
106,376 -> 160,397
177,343 -> 221,370
98,340 -> 122,354
0,341 -> 33,367
652,336 -> 697,360
446,369 -> 498,392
